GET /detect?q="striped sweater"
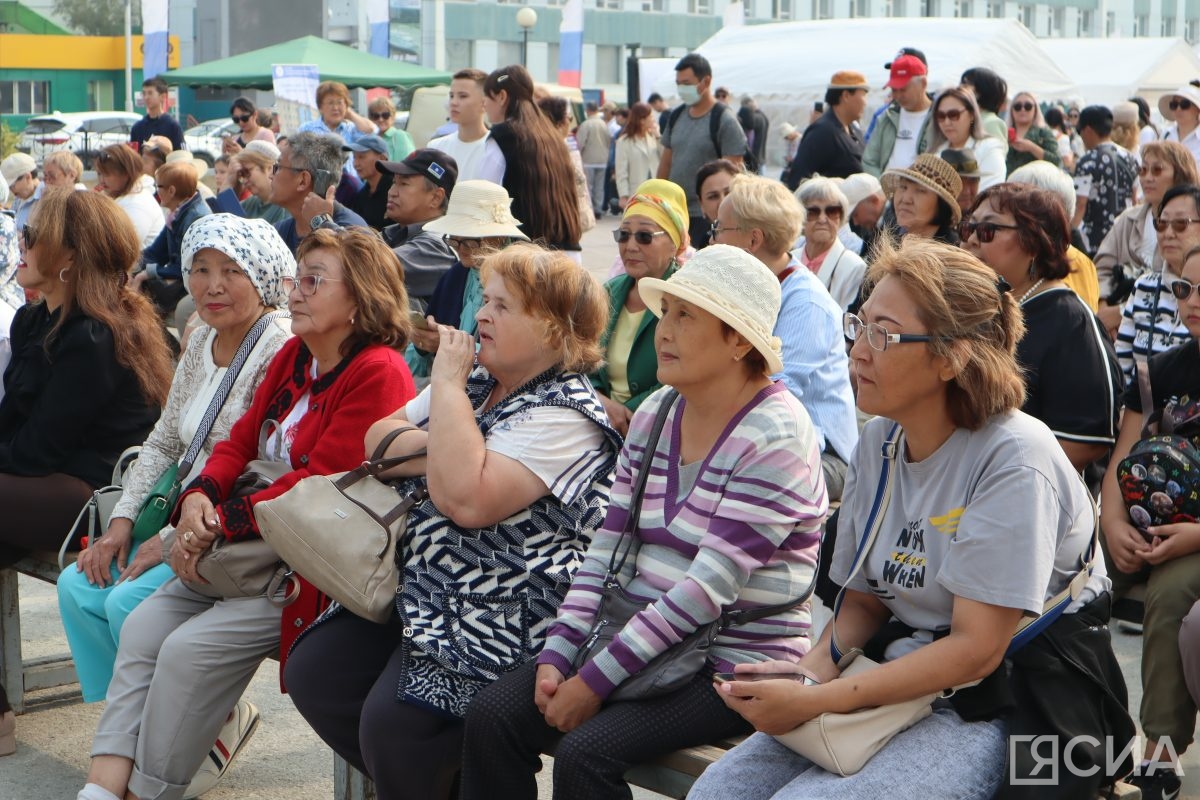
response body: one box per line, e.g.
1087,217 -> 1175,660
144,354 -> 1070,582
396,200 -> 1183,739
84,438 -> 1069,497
1115,270 -> 1191,380
538,382 -> 827,699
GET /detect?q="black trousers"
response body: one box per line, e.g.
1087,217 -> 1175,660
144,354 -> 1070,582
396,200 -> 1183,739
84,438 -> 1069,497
283,613 -> 463,800
460,660 -> 751,800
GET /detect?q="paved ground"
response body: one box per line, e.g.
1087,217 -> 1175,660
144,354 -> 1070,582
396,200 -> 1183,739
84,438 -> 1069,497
4,213 -> 1200,798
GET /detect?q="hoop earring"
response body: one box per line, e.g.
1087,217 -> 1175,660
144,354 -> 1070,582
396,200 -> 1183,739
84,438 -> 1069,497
58,269 -> 70,283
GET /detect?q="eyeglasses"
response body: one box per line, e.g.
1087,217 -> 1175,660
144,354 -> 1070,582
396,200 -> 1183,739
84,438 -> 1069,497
1169,279 -> 1200,300
959,220 -> 1020,243
805,205 -> 843,220
843,313 -> 936,352
20,224 -> 36,249
1011,102 -> 1035,112
231,113 -> 252,124
1170,99 -> 1195,111
282,274 -> 344,296
155,183 -> 170,191
1153,218 -> 1200,233
369,111 -> 392,121
614,229 -> 669,245
446,235 -> 483,250
935,108 -> 966,122
272,163 -> 306,177
1139,163 -> 1170,178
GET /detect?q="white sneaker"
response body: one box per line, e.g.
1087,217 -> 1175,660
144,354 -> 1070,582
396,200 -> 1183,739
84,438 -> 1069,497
183,700 -> 261,799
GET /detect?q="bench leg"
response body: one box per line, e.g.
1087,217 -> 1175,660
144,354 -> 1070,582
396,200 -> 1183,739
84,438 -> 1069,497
333,753 -> 377,800
0,568 -> 23,714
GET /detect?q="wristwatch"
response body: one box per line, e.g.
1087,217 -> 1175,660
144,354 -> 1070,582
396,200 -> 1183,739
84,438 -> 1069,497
310,213 -> 334,231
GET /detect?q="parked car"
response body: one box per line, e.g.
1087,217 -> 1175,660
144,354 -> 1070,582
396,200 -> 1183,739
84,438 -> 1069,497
183,118 -> 240,166
16,111 -> 142,168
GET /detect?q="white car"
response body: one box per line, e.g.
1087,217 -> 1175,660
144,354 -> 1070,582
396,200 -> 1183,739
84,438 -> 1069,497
183,118 -> 240,166
17,111 -> 143,168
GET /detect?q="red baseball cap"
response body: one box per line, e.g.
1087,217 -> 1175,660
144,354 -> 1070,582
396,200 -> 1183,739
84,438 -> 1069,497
885,54 -> 928,90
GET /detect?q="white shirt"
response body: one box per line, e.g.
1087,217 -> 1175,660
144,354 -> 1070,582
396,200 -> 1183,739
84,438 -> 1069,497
1163,123 -> 1200,167
886,108 -> 928,172
427,132 -> 506,185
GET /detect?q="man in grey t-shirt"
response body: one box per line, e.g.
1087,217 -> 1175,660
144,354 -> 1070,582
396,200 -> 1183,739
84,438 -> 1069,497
658,53 -> 748,248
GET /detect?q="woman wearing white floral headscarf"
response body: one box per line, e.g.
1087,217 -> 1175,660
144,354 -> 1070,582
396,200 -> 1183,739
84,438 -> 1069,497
57,213 -> 294,796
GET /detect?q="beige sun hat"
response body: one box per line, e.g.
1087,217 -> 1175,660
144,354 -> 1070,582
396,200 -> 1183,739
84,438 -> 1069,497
638,244 -> 784,375
165,149 -> 210,178
1158,85 -> 1200,122
423,180 -> 529,240
881,153 -> 964,227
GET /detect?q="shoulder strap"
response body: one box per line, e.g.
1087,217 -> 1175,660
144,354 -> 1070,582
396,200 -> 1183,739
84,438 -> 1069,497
709,102 -> 726,157
1136,360 -> 1160,437
607,390 -> 679,577
178,311 -> 285,476
666,104 -> 686,138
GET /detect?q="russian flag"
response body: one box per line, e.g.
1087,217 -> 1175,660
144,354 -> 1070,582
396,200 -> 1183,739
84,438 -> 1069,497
141,0 -> 169,80
558,0 -> 583,88
367,0 -> 389,58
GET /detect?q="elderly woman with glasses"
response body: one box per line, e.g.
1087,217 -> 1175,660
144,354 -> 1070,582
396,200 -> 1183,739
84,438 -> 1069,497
791,177 -> 867,310
460,244 -> 825,800
689,236 -> 1111,800
78,228 -> 415,800
1112,183 -> 1200,381
962,184 -> 1120,475
1005,91 -> 1062,176
590,179 -> 690,435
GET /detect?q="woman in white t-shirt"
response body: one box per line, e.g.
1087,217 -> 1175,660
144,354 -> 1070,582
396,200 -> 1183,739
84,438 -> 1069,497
925,86 -> 1006,190
96,144 -> 165,248
692,237 -> 1112,800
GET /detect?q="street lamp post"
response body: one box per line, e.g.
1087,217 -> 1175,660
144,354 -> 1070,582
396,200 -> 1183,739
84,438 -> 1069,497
517,7 -> 538,69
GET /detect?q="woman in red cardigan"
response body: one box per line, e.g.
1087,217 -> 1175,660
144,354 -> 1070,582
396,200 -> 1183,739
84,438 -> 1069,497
78,228 -> 416,800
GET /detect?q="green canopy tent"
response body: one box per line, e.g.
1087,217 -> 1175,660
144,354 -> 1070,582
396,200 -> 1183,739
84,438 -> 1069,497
161,35 -> 451,90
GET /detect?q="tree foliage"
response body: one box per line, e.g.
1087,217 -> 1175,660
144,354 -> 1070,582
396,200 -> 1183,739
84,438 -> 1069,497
52,0 -> 141,37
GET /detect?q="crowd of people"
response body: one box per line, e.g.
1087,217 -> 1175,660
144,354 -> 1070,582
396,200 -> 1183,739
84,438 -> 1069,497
0,44 -> 1198,800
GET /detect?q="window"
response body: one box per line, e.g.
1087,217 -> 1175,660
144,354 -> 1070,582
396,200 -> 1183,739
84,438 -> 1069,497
884,0 -> 906,16
643,0 -> 666,9
688,0 -> 711,12
955,0 -> 972,17
1162,15 -> 1176,36
547,42 -> 560,80
817,0 -> 833,18
851,0 -> 870,16
1078,8 -> 1092,34
1019,4 -> 1033,29
1050,7 -> 1064,35
987,1 -> 1003,18
1188,17 -> 1199,42
596,0 -> 621,8
641,45 -> 666,57
445,39 -> 474,72
498,40 -> 523,68
776,0 -> 795,18
1105,10 -> 1116,35
0,80 -> 50,115
87,80 -> 114,111
596,44 -> 621,84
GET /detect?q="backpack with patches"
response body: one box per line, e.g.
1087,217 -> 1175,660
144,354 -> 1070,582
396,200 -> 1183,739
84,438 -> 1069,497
1116,361 -> 1200,530
666,101 -> 757,173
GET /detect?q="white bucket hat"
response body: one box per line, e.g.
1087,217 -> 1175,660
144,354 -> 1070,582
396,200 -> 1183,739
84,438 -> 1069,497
1158,85 -> 1200,122
423,180 -> 529,240
638,244 -> 784,375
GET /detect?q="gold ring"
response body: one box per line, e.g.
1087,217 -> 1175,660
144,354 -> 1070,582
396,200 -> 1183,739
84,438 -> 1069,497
184,531 -> 193,543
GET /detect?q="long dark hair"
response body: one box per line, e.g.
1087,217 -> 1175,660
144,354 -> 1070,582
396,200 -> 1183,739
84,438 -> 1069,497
484,65 -> 581,247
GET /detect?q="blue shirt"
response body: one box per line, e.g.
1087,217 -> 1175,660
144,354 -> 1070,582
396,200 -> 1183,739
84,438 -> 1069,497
773,257 -> 859,462
274,203 -> 368,254
13,182 -> 42,233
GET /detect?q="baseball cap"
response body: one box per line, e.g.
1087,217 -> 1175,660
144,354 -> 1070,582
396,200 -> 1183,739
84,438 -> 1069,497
885,54 -> 928,90
377,148 -> 459,194
342,134 -> 389,156
884,47 -> 928,70
839,173 -> 883,216
1,153 -> 37,185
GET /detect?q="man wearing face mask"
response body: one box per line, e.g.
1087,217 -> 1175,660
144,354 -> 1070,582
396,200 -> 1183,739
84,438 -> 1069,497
658,53 -> 748,248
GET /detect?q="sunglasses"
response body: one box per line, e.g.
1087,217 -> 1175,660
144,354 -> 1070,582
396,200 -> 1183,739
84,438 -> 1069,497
613,229 -> 669,245
935,108 -> 966,122
231,113 -> 253,124
370,111 -> 392,120
1139,164 -> 1170,177
1170,99 -> 1195,111
1170,279 -> 1200,300
1011,102 -> 1035,112
20,224 -> 36,249
1153,218 -> 1200,233
805,205 -> 842,219
959,220 -> 1019,243
446,235 -> 483,250
272,163 -> 306,176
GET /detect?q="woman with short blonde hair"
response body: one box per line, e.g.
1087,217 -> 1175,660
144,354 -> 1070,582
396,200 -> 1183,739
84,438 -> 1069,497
42,150 -> 84,189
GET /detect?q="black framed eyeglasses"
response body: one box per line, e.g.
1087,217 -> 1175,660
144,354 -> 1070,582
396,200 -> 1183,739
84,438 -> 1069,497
1170,279 -> 1200,301
959,220 -> 1019,244
282,274 -> 344,296
1154,218 -> 1200,234
231,113 -> 253,124
843,313 -> 935,352
614,229 -> 669,245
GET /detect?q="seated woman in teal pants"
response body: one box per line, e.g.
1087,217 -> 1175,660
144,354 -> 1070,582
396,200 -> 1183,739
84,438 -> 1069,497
56,213 -> 294,704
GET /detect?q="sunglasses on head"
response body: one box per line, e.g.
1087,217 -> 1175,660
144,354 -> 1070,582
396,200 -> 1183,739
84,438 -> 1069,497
370,111 -> 392,120
614,229 -> 669,245
1170,279 -> 1200,301
1011,101 -> 1035,112
1153,217 -> 1200,233
1170,99 -> 1195,111
959,220 -> 1019,243
231,113 -> 252,124
805,205 -> 842,219
935,108 -> 966,122
1140,163 -> 1169,177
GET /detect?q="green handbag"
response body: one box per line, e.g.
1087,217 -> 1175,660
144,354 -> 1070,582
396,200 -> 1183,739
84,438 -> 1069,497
130,464 -> 181,542
127,310 -> 286,543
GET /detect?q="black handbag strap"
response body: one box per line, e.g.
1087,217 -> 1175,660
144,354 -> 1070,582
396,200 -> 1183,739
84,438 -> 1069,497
1136,360 -> 1159,438
179,311 -> 286,476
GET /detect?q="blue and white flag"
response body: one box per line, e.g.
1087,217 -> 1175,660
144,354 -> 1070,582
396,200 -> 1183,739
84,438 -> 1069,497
558,0 -> 583,88
141,0 -> 169,80
367,0 -> 390,59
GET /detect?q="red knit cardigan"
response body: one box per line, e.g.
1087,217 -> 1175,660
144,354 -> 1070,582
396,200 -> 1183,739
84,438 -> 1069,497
174,336 -> 415,666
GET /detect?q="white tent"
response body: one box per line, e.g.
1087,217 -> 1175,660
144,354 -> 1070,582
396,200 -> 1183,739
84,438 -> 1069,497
1042,37 -> 1200,110
652,18 -> 1076,170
